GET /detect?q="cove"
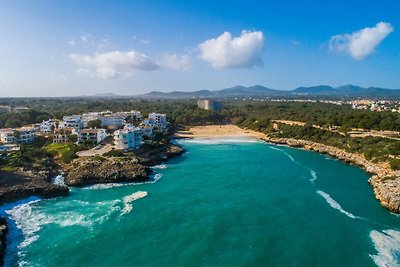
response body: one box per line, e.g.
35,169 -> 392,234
2,138 -> 400,267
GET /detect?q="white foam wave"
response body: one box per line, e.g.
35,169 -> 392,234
152,164 -> 168,170
82,173 -> 164,190
2,198 -> 42,249
121,191 -> 148,215
309,170 -> 318,183
52,174 -> 65,186
317,190 -> 358,219
268,146 -> 284,152
180,137 -> 260,145
82,182 -> 135,190
370,229 -> 400,267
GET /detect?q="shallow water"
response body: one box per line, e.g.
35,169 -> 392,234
2,137 -> 400,267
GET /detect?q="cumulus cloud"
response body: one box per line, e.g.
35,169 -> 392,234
329,22 -> 393,60
69,50 -> 159,79
198,30 -> 265,68
158,53 -> 192,71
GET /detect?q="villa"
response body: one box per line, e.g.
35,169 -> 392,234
75,128 -> 107,144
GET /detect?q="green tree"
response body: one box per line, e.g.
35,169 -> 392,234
87,119 -> 102,128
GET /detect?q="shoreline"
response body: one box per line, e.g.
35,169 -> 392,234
175,124 -> 400,214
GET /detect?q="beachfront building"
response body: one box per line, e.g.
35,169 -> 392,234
197,99 -> 223,111
13,107 -> 29,114
40,119 -> 59,133
143,113 -> 168,131
60,115 -> 83,130
0,127 -> 36,144
76,128 -> 107,144
114,126 -> 143,150
0,106 -> 11,114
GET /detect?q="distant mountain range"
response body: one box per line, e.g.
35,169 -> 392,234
88,85 -> 400,99
135,85 -> 400,99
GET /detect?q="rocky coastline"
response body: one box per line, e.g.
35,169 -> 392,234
63,143 -> 184,186
0,217 -> 7,267
0,171 -> 69,206
261,136 -> 400,213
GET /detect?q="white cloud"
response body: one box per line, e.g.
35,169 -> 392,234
198,30 -> 265,68
68,39 -> 75,47
70,50 -> 159,79
140,38 -> 151,45
158,53 -> 192,71
329,22 -> 393,60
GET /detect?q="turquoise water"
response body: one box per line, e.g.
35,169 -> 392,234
2,138 -> 400,267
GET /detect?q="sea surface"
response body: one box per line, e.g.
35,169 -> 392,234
1,138 -> 400,267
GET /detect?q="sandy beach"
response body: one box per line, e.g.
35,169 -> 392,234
174,125 -> 266,139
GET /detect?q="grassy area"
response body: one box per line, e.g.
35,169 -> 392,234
44,143 -> 89,163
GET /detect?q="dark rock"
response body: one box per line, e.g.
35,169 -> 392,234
0,217 -> 7,267
0,172 -> 69,206
136,144 -> 185,166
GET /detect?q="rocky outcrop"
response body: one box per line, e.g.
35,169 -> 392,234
136,144 -> 185,166
64,157 -> 150,186
262,136 -> 400,213
0,217 -> 7,267
0,172 -> 69,206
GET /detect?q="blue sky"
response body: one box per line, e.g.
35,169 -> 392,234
0,0 -> 399,96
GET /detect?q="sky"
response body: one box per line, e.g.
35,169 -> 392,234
0,0 -> 399,97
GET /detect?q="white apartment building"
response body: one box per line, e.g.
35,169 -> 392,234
0,127 -> 36,144
40,119 -> 59,133
76,128 -> 107,144
61,115 -> 83,130
81,112 -> 126,128
114,126 -> 143,150
145,113 -> 168,130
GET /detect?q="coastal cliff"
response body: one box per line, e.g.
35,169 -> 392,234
0,171 -> 69,206
261,136 -> 400,213
0,218 -> 7,267
64,157 -> 150,186
64,144 -> 184,186
136,143 -> 185,166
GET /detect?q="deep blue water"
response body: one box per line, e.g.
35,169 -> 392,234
1,138 -> 400,267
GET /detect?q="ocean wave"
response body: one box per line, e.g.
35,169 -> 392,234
269,145 -> 319,183
316,190 -> 358,219
82,182 -> 136,190
52,174 -> 65,186
152,164 -> 168,170
121,191 -> 148,215
309,170 -> 318,183
82,173 -> 164,190
370,229 -> 400,267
